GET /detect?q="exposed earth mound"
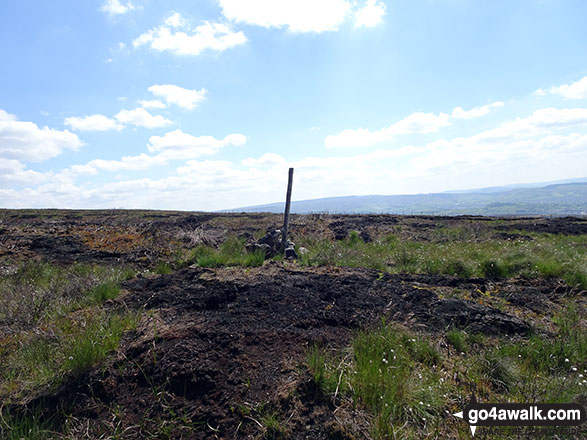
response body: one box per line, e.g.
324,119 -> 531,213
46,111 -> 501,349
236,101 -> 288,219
29,263 -> 535,439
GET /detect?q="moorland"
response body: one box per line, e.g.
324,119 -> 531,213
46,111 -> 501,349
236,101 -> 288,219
0,210 -> 585,439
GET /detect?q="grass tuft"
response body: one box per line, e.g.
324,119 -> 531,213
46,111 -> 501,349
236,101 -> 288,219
299,230 -> 586,289
0,408 -> 56,440
446,329 -> 467,352
191,236 -> 266,268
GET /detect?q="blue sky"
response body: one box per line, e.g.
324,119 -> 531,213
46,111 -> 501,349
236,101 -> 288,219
1,0 -> 587,210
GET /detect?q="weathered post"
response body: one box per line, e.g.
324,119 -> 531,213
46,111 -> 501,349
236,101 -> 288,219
281,167 -> 294,252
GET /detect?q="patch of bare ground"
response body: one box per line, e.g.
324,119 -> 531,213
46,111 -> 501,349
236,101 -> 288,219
22,263 -> 537,439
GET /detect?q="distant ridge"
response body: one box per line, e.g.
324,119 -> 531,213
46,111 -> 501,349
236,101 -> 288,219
228,179 -> 587,216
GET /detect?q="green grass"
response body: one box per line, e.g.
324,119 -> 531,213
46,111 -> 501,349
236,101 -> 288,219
497,304 -> 587,376
0,262 -> 138,405
86,281 -> 120,305
0,310 -> 137,400
0,262 -> 136,328
306,345 -> 339,395
299,230 -> 587,288
154,261 -> 173,275
64,313 -> 137,377
0,408 -> 57,440
308,310 -> 586,439
350,324 -> 442,438
189,236 -> 266,268
307,324 -> 444,439
261,411 -> 286,440
446,329 -> 467,352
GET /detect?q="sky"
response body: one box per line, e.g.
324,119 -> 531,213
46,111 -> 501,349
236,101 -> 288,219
1,0 -> 587,211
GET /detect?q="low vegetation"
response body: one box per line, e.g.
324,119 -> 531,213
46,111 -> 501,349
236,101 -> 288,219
0,262 -> 137,437
298,228 -> 587,289
307,305 -> 586,439
0,212 -> 584,438
185,236 -> 266,268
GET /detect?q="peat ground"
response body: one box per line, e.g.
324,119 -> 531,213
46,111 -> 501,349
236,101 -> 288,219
0,210 -> 585,439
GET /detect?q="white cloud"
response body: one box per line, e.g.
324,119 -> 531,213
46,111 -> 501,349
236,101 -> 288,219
4,125 -> 586,210
451,101 -> 504,119
0,159 -> 49,187
354,0 -> 386,28
5,104 -> 587,211
218,0 -> 386,33
133,13 -> 247,56
61,129 -> 246,178
475,107 -> 587,142
164,12 -> 185,28
138,99 -> 167,109
69,154 -> 165,175
533,88 -> 547,97
242,152 -> 287,168
0,109 -> 83,162
218,0 -> 353,33
325,111 -> 451,148
114,108 -> 172,128
550,76 -> 587,100
325,104 -> 587,149
148,84 -> 207,110
528,107 -> 587,128
100,0 -> 135,16
64,114 -> 124,131
147,129 -> 246,160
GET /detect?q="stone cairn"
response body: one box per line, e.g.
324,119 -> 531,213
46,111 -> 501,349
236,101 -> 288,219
246,228 -> 299,260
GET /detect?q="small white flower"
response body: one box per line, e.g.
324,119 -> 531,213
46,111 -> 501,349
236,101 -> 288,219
68,356 -> 73,360
579,374 -> 584,378
565,358 -> 570,363
419,401 -> 424,405
571,367 -> 577,372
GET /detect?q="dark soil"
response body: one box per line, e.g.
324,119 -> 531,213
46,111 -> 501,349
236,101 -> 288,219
494,216 -> 587,235
30,263 -> 533,439
29,235 -> 122,264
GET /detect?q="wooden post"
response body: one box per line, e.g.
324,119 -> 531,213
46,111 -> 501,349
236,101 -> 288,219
281,167 -> 294,252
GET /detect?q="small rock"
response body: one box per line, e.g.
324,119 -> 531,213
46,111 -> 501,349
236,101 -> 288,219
285,246 -> 298,260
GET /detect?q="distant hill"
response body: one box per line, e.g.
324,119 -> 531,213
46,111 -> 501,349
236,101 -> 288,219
230,181 -> 587,216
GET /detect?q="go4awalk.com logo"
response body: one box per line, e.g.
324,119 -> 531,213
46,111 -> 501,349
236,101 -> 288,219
452,394 -> 586,436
